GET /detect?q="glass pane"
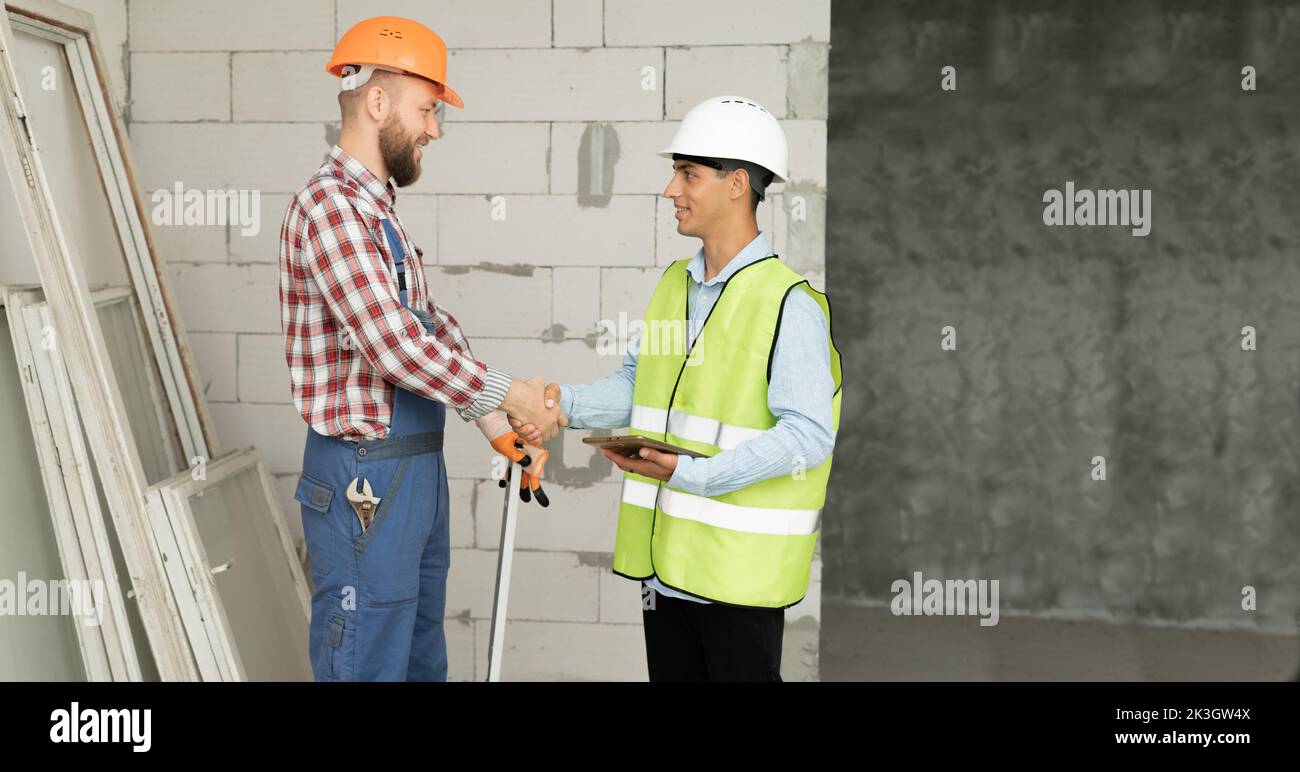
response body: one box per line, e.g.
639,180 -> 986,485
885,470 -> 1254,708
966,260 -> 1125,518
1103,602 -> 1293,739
0,308 -> 85,680
93,292 -> 185,484
187,462 -> 312,681
8,25 -> 129,291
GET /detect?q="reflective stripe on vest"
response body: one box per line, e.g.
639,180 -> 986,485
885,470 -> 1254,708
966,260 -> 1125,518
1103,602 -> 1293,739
629,405 -> 766,451
620,482 -> 821,536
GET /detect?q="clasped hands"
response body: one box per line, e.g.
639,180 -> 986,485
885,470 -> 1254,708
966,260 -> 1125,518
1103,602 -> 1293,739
502,378 -> 679,483
500,377 -> 567,444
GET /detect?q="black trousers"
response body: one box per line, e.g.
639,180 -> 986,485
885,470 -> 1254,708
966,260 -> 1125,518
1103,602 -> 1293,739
641,582 -> 784,682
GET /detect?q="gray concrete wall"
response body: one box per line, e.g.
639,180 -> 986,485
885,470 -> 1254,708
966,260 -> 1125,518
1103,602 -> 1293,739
824,0 -> 1300,635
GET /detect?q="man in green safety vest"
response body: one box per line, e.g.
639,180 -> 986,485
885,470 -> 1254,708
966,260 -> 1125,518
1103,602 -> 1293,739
515,95 -> 841,681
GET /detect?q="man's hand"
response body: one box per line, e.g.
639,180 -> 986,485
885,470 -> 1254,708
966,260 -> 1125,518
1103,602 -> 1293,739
601,447 -> 678,482
501,377 -> 562,443
510,382 -> 567,445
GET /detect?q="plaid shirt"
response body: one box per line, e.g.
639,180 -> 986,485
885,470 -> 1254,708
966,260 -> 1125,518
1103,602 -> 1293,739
279,145 -> 510,439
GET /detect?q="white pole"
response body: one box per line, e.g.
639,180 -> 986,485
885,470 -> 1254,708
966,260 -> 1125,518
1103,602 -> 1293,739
486,460 -> 522,682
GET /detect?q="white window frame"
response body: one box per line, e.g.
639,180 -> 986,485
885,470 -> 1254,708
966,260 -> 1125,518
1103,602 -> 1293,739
4,0 -> 218,463
144,449 -> 312,681
0,2 -> 203,679
2,286 -> 144,681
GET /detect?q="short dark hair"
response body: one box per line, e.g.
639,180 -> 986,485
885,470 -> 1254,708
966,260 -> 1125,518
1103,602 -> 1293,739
673,154 -> 761,213
710,167 -> 760,212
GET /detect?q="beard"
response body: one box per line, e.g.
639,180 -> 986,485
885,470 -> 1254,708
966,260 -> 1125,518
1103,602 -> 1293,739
379,115 -> 422,187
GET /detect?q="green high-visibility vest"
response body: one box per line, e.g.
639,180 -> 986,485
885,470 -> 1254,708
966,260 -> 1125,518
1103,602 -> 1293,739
612,254 -> 842,608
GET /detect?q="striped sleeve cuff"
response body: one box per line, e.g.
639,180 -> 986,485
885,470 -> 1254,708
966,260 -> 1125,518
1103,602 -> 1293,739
457,366 -> 512,422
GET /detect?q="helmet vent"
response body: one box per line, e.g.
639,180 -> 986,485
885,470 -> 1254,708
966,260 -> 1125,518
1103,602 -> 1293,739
379,28 -> 403,39
720,98 -> 767,113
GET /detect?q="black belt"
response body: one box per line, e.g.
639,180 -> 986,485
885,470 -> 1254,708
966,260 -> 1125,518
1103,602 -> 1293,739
351,430 -> 444,460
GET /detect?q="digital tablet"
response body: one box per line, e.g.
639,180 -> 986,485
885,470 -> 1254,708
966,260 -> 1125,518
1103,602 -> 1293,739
582,435 -> 709,459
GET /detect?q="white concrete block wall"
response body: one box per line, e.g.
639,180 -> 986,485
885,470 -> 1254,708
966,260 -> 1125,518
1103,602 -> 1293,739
448,48 -> 664,122
549,121 -> 677,195
236,333 -> 292,403
185,332 -> 236,402
130,52 -> 230,121
438,195 -> 656,265
665,46 -> 789,119
406,124 -> 550,194
232,52 -> 338,123
552,266 -> 601,338
336,0 -> 553,49
426,267 -> 554,339
552,0 -> 603,48
129,0 -> 335,51
117,0 -> 830,681
604,0 -> 832,46
131,123 -> 326,192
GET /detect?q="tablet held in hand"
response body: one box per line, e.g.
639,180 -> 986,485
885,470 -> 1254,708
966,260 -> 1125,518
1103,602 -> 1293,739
581,435 -> 709,459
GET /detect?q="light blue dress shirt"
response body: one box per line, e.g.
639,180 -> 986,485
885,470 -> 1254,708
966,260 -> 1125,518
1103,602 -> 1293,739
559,231 -> 837,604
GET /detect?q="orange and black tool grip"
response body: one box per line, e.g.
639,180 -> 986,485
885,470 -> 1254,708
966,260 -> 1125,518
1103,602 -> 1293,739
489,433 -> 532,467
517,469 -> 549,507
492,434 -> 532,488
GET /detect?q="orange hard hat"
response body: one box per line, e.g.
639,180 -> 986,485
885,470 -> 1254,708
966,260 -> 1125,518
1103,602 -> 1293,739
326,16 -> 464,108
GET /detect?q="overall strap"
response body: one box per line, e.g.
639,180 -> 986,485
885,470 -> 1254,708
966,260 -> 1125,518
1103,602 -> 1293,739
378,218 -> 409,306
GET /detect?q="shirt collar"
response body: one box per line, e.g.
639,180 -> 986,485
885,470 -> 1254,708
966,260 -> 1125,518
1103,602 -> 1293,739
328,145 -> 396,211
684,231 -> 774,287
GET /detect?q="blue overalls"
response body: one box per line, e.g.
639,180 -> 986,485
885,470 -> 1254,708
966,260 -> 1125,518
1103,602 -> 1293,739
294,217 -> 451,681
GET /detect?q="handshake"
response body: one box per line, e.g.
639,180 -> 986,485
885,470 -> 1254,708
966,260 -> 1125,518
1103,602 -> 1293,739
481,375 -> 681,489
500,376 -> 567,446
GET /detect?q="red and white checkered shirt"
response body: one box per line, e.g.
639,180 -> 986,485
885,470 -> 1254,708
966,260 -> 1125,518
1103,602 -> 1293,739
279,145 -> 511,439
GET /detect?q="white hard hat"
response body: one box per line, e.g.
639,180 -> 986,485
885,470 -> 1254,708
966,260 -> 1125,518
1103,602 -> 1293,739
658,95 -> 788,183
